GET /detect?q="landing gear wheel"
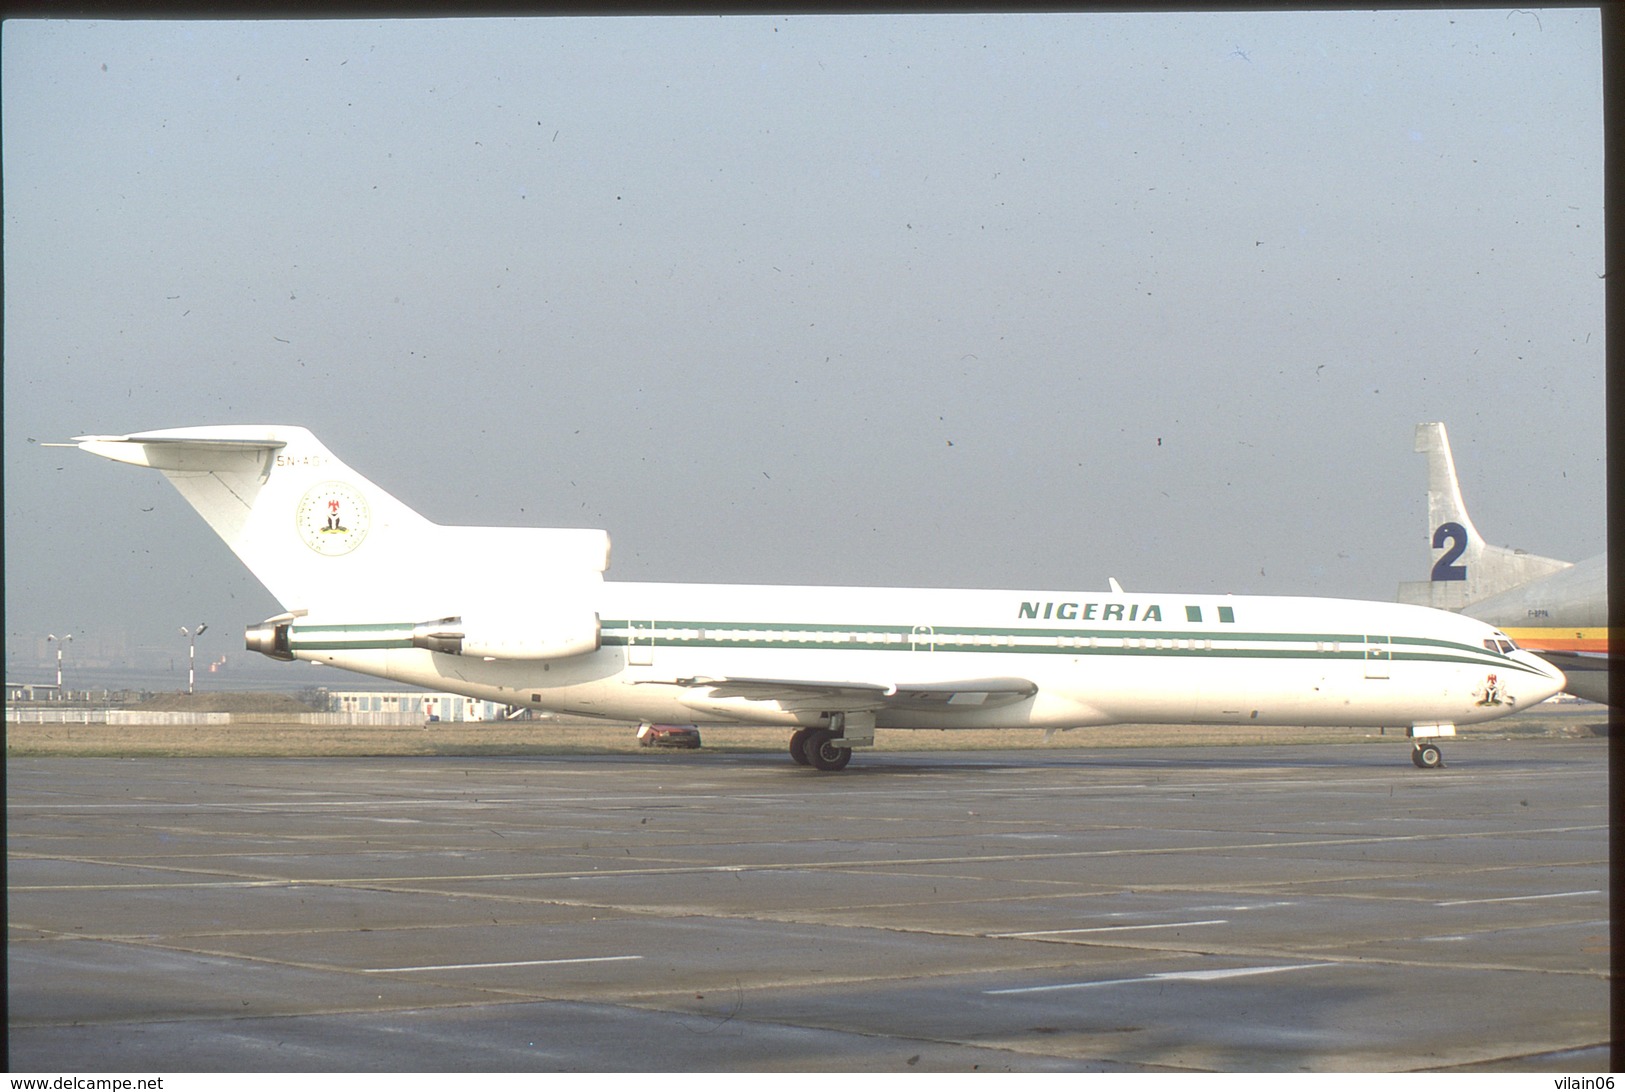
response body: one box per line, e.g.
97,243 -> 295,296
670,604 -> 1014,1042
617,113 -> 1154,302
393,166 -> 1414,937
789,729 -> 811,766
1412,743 -> 1443,769
802,728 -> 852,771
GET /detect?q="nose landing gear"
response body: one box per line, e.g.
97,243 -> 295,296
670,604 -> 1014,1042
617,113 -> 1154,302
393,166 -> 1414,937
1407,723 -> 1454,770
1411,742 -> 1443,769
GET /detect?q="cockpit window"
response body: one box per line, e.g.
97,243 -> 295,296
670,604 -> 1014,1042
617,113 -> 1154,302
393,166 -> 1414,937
1483,636 -> 1518,654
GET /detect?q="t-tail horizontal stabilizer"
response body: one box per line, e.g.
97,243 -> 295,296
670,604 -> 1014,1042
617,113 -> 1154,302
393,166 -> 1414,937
72,426 -> 611,621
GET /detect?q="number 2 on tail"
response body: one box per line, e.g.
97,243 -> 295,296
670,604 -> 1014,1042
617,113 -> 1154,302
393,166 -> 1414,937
1431,522 -> 1468,582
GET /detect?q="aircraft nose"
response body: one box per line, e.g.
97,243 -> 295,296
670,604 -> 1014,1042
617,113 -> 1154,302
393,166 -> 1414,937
1511,650 -> 1566,703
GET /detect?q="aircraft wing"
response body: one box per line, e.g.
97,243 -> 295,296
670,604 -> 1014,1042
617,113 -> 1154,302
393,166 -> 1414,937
667,675 -> 1038,714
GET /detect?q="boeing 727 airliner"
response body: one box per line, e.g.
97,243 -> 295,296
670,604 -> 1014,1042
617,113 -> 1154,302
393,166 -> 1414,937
70,426 -> 1564,770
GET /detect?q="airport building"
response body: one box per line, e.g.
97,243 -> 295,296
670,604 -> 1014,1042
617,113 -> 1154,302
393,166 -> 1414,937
323,689 -> 520,722
6,682 -> 63,703
6,685 -> 531,726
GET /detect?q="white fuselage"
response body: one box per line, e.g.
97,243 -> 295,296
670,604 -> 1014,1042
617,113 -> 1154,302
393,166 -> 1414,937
69,425 -> 1567,750
283,581 -> 1562,732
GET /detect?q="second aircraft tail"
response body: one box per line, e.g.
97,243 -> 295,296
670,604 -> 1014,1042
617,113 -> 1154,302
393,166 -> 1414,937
1396,422 -> 1570,611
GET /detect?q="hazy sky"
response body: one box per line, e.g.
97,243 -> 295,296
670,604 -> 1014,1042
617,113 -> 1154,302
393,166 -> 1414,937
3,11 -> 1605,688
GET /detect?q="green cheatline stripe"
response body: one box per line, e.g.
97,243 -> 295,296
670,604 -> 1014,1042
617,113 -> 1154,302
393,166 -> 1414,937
280,620 -> 1545,678
596,620 -> 1538,675
602,618 -> 1471,647
601,638 -> 1522,674
601,619 -> 1490,652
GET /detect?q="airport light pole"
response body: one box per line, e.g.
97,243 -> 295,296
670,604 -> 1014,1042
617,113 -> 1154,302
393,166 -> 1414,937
47,633 -> 72,699
180,623 -> 207,695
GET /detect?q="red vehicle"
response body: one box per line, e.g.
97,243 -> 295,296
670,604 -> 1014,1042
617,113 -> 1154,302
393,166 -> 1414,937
636,723 -> 701,749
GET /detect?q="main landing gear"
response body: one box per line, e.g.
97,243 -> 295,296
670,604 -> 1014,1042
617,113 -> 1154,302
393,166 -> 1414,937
789,712 -> 875,771
794,727 -> 852,771
1411,742 -> 1444,769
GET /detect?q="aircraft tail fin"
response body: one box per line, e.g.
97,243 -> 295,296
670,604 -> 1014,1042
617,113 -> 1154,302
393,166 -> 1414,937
1396,422 -> 1570,610
75,426 -> 609,619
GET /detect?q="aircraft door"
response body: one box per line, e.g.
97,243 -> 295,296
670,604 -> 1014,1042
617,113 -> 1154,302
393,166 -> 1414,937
911,625 -> 935,652
629,621 -> 655,666
1364,635 -> 1392,680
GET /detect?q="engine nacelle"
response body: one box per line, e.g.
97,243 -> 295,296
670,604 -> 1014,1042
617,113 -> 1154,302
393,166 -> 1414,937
245,620 -> 294,661
410,612 -> 600,661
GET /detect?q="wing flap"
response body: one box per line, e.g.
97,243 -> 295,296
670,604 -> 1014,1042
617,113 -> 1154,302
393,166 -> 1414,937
667,675 -> 1037,714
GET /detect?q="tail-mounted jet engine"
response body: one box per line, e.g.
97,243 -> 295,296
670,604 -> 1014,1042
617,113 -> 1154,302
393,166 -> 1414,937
244,611 -> 602,663
410,613 -> 601,660
245,619 -> 295,661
